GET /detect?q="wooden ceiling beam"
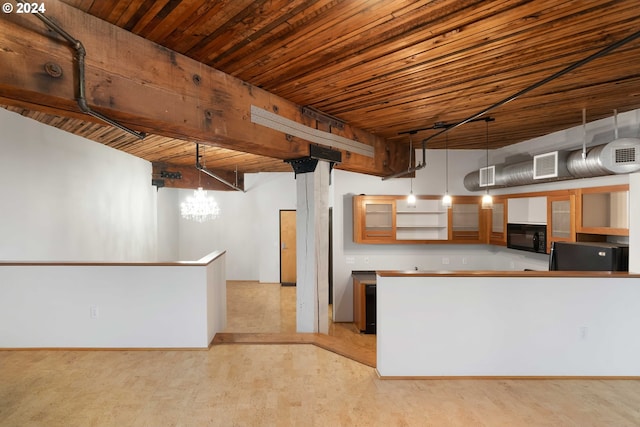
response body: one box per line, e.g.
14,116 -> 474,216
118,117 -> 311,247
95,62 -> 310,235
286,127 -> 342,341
0,0 -> 407,177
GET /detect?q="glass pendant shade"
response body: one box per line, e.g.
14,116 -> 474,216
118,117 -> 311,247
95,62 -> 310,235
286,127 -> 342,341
442,193 -> 452,208
481,119 -> 493,210
407,192 -> 416,205
181,187 -> 220,222
481,193 -> 493,209
406,136 -> 416,206
442,134 -> 452,209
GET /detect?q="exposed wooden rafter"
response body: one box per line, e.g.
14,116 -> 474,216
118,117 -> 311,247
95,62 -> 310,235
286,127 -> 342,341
0,0 -> 408,179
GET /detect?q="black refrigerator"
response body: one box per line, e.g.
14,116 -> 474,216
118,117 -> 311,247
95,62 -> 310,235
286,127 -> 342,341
549,241 -> 629,271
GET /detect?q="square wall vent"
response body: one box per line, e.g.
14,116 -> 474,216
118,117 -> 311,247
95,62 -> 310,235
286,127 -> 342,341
534,151 -> 559,179
479,165 -> 495,187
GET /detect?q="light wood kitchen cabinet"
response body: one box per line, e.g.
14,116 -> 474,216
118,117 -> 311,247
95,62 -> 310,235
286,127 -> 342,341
546,192 -> 576,252
449,197 -> 485,243
507,196 -> 547,224
576,185 -> 629,236
489,197 -> 507,245
353,195 -> 450,244
353,195 -> 396,243
354,184 -> 629,246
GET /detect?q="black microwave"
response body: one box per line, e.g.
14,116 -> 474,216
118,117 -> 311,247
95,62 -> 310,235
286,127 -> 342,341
506,223 -> 547,254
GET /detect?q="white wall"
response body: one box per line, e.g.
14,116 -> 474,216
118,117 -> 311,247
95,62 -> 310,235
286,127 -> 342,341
251,173 -> 297,283
157,188 -> 180,261
0,108 -> 157,262
173,172 -> 296,281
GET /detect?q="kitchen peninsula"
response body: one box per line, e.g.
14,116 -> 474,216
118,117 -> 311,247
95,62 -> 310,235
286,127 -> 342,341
375,270 -> 640,378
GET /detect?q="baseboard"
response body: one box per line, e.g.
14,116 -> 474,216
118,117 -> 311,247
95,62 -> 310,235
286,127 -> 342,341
376,375 -> 640,380
0,347 -> 209,351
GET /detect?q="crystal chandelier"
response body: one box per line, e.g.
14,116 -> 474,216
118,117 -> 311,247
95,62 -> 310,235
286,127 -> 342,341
180,187 -> 220,222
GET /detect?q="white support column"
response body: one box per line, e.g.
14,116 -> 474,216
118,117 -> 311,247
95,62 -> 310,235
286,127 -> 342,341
295,161 -> 330,333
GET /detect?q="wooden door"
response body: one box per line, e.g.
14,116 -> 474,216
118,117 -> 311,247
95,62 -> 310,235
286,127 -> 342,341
280,210 -> 296,285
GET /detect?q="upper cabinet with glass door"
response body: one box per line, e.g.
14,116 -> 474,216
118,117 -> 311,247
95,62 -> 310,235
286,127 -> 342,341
547,192 -> 576,252
353,195 -> 396,243
576,185 -> 629,236
449,196 -> 485,243
489,197 -> 507,246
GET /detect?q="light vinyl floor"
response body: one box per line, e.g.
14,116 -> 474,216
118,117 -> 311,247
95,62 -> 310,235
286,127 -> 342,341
1,281 -> 640,426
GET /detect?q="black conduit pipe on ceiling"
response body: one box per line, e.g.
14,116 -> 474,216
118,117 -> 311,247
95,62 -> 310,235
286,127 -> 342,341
382,27 -> 640,180
195,144 -> 245,192
15,0 -> 146,139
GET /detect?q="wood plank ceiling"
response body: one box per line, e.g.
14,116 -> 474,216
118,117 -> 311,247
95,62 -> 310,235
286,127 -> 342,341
3,0 -> 640,182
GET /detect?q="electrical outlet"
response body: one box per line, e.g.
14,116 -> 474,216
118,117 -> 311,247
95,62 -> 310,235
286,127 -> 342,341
462,257 -> 468,265
442,257 -> 450,265
363,256 -> 370,264
579,326 -> 588,340
90,305 -> 99,319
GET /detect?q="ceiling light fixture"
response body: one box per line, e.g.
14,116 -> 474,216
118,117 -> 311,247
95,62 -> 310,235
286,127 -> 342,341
180,187 -> 220,222
442,133 -> 452,208
181,145 -> 220,222
407,134 -> 416,205
481,119 -> 493,209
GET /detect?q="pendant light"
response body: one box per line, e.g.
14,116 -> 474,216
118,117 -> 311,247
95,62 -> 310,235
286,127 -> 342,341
442,133 -> 452,208
407,134 -> 416,205
581,108 -> 587,160
481,119 -> 493,209
181,145 -> 220,222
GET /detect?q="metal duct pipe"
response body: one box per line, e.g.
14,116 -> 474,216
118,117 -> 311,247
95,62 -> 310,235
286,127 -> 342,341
463,138 -> 640,191
567,137 -> 640,176
565,145 -> 610,178
501,159 -> 536,187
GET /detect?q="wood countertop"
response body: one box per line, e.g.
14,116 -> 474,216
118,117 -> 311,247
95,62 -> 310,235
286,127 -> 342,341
0,250 -> 226,267
377,270 -> 640,278
352,271 -> 377,284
